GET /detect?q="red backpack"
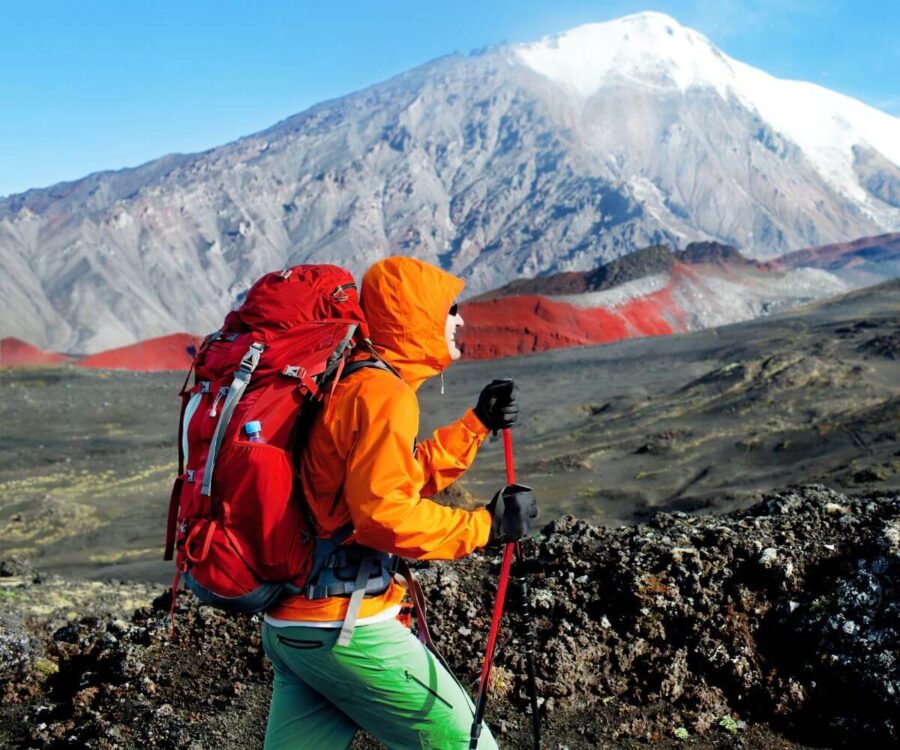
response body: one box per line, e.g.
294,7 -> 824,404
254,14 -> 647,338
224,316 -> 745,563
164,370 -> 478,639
163,264 -> 369,615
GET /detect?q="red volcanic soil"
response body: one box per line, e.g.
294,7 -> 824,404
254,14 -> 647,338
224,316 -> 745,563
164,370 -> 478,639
777,232 -> 900,270
0,337 -> 73,366
78,333 -> 202,371
458,286 -> 685,359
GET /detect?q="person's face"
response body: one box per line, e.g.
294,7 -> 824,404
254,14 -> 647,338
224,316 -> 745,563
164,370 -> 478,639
445,301 -> 464,360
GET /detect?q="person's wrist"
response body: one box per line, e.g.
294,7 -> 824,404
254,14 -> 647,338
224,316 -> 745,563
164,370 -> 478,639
463,408 -> 491,437
486,489 -> 503,542
473,401 -> 491,428
475,507 -> 493,547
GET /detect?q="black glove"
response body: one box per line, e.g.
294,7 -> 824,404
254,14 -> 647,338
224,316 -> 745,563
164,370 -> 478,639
486,484 -> 538,544
474,379 -> 519,431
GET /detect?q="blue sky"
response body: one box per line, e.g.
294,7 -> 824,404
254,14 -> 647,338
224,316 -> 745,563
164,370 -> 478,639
1,0 -> 897,197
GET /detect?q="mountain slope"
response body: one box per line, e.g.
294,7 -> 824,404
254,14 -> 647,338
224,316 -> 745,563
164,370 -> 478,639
77,333 -> 201,371
777,232 -> 900,286
0,338 -> 73,367
514,12 -> 900,220
0,242 -> 850,367
2,12 -> 898,353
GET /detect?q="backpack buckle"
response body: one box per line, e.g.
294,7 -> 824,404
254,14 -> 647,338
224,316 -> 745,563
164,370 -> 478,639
331,283 -> 356,302
237,342 -> 265,377
282,365 -> 306,379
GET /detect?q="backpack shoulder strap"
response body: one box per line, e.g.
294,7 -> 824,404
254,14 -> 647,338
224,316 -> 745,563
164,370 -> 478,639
341,358 -> 392,378
289,358 -> 391,535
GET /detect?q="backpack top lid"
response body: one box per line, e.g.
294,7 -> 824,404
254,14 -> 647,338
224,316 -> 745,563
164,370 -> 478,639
223,264 -> 369,340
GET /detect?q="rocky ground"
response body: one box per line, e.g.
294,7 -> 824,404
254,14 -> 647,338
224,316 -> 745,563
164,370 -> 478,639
2,281 -> 898,588
447,279 -> 900,522
2,485 -> 897,749
1,281 -> 898,748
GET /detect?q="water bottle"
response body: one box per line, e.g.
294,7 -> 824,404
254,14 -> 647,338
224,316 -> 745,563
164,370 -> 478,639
244,420 -> 266,444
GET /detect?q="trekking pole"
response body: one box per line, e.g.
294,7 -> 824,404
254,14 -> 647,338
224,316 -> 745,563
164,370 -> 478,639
470,428 -> 541,749
515,538 -> 542,748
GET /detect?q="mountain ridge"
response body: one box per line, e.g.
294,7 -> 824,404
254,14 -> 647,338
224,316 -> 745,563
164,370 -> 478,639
6,239 -> 877,367
2,12 -> 898,353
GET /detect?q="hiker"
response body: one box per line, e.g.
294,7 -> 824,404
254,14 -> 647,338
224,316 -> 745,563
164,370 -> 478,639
260,256 -> 538,749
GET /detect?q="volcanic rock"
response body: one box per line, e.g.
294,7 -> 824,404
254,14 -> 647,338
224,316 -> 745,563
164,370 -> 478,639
0,338 -> 72,367
2,487 -> 897,749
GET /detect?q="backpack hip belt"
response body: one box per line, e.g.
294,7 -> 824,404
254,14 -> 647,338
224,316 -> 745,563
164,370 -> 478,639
304,543 -> 397,600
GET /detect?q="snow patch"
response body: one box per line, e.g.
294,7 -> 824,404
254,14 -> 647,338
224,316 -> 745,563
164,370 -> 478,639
554,272 -> 671,308
513,12 -> 731,99
552,265 -> 849,334
728,60 -> 900,207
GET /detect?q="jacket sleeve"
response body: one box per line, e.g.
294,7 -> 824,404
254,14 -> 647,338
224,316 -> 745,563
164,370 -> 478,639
415,409 -> 490,498
344,377 -> 492,560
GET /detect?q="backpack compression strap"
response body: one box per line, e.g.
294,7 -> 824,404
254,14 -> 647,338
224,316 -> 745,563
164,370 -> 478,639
200,342 -> 265,497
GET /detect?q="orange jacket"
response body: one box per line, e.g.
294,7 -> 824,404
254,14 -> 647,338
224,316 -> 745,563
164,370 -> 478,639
267,257 -> 493,622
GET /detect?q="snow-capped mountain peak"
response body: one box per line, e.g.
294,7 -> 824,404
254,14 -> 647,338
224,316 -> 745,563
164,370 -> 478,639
512,12 -> 733,98
512,12 -> 900,217
2,12 -> 900,353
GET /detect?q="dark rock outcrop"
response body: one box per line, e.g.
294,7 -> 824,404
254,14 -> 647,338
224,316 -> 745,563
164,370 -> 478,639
585,243 -> 675,290
675,241 -> 759,267
1,486 -> 897,749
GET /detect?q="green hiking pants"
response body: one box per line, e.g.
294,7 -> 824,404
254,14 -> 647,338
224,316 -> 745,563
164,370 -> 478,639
262,619 -> 499,750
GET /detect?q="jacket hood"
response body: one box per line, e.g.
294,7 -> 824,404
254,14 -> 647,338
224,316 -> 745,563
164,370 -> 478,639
360,257 -> 465,391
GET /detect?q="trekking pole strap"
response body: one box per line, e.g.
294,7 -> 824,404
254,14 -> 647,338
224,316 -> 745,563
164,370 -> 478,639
201,342 -> 264,496
396,559 -> 435,650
